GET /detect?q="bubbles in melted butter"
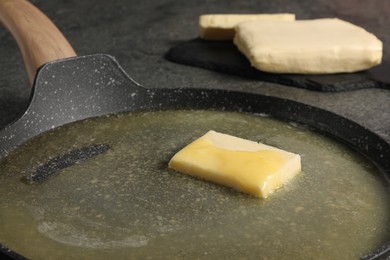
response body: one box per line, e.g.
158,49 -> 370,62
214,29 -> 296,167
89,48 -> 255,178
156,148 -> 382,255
0,110 -> 389,259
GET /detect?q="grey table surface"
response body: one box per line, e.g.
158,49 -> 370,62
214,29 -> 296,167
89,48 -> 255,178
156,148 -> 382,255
0,0 -> 389,144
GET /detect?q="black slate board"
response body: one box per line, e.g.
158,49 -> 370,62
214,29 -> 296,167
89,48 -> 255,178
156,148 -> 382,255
166,38 -> 390,92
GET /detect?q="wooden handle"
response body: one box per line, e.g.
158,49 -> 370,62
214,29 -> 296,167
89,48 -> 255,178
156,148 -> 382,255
0,0 -> 76,85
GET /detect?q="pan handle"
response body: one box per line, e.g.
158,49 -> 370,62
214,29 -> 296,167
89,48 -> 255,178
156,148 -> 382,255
0,0 -> 76,85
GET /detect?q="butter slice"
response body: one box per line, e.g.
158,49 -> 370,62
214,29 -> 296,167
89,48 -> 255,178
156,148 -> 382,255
168,131 -> 301,198
234,18 -> 383,74
199,14 -> 295,41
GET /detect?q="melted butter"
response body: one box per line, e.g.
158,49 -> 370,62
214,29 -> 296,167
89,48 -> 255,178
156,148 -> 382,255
0,110 -> 388,259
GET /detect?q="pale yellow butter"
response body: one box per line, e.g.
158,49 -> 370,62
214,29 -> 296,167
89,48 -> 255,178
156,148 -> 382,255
199,13 -> 295,41
168,130 -> 301,198
234,18 -> 383,74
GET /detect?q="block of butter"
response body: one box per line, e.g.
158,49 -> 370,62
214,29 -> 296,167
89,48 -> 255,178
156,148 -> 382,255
168,131 -> 301,198
199,13 -> 295,41
234,18 -> 383,74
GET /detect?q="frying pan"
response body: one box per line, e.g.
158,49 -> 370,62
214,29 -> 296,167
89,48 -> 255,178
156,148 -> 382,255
0,0 -> 389,259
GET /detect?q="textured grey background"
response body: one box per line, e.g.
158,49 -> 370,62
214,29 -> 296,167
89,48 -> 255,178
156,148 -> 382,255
0,0 -> 389,143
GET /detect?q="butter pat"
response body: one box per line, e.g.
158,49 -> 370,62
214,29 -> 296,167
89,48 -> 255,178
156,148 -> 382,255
234,18 -> 383,74
199,14 -> 295,41
168,131 -> 301,198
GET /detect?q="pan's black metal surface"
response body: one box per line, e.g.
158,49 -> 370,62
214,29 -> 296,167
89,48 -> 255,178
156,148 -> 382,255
27,143 -> 110,183
0,54 -> 389,259
0,54 -> 145,158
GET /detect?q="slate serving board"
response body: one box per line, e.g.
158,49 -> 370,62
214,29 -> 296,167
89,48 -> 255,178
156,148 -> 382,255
166,38 -> 390,92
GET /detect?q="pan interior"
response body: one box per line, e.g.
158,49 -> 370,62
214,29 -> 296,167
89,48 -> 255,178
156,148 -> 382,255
0,109 -> 389,259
